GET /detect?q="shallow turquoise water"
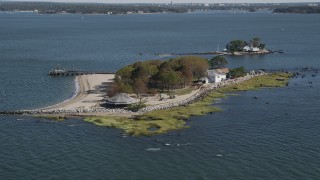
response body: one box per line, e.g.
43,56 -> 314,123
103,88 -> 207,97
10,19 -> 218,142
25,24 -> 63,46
0,11 -> 320,179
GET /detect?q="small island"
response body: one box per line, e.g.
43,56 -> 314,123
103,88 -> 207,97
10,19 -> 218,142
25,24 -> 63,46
1,56 -> 291,136
162,37 -> 281,57
220,37 -> 272,56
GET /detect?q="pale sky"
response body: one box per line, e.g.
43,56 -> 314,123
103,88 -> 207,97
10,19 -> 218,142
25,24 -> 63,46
2,0 -> 320,3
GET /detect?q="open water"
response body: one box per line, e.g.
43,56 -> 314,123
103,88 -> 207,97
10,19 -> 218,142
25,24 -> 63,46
0,11 -> 320,179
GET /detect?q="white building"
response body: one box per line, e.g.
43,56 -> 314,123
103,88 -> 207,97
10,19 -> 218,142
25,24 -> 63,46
243,46 -> 251,52
252,47 -> 260,52
207,68 -> 229,83
243,46 -> 260,52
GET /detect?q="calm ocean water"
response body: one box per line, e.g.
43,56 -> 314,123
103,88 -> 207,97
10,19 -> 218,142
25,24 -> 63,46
0,11 -> 320,179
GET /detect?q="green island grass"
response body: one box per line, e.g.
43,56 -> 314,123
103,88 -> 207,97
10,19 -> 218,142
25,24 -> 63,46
84,92 -> 224,136
85,72 -> 291,136
218,72 -> 292,93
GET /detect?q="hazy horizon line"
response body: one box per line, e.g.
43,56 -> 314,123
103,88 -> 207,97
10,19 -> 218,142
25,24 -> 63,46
1,0 -> 320,4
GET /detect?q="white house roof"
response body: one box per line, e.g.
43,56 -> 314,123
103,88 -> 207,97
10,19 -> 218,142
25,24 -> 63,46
208,68 -> 229,75
106,93 -> 138,105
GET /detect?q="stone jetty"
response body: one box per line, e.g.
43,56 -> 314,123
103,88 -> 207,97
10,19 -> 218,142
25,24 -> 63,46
49,68 -> 114,76
0,107 -> 131,116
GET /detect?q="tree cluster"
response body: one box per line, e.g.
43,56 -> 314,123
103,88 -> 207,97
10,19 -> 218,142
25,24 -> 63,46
109,56 -> 209,97
226,40 -> 248,52
209,56 -> 228,69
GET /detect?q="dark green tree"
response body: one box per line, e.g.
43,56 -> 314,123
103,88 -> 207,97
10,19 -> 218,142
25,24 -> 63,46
228,67 -> 247,78
115,65 -> 134,84
210,56 -> 228,69
179,58 -> 193,87
259,43 -> 266,49
191,57 -> 210,80
133,78 -> 148,97
250,37 -> 261,47
164,70 -> 182,98
226,40 -> 248,52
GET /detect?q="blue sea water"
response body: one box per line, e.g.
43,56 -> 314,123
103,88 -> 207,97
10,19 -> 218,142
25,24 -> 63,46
0,11 -> 320,179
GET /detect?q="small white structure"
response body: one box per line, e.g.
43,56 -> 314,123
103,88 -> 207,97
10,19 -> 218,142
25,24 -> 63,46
252,47 -> 260,52
199,77 -> 209,84
243,46 -> 260,52
243,46 -> 251,52
207,68 -> 229,83
249,70 -> 256,75
250,69 -> 266,75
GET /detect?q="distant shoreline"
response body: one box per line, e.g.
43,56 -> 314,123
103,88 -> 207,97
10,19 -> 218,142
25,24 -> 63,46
2,2 -> 319,16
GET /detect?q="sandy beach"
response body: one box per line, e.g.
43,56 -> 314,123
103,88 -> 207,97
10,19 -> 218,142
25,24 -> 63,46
42,74 -> 115,111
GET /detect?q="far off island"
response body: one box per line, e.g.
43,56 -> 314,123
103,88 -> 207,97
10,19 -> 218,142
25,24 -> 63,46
3,50 -> 292,136
176,37 -> 282,56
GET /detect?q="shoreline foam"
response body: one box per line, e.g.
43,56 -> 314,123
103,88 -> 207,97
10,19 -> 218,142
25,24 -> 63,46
53,77 -> 80,108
